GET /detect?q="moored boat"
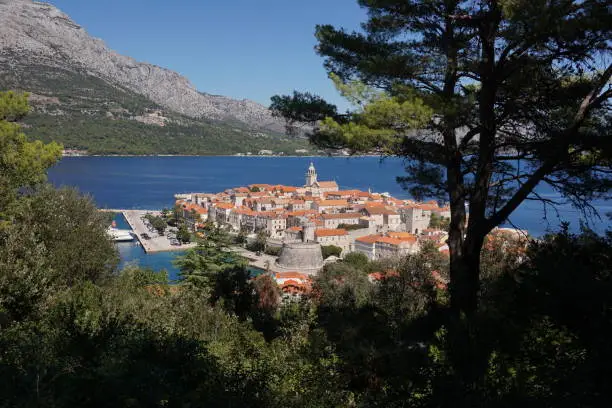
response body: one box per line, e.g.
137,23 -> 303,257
107,227 -> 134,242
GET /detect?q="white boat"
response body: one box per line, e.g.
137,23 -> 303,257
107,227 -> 134,242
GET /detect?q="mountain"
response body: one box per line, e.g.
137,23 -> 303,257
0,0 -> 308,155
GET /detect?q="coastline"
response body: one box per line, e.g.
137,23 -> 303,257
64,154 -> 382,158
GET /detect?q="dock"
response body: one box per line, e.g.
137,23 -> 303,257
104,210 -> 279,269
112,209 -> 197,254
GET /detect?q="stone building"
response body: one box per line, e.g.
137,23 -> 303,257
275,221 -> 323,275
303,162 -> 339,197
399,205 -> 431,235
319,212 -> 362,229
314,228 -> 350,255
354,232 -> 419,260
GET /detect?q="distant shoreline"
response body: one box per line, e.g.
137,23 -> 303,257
63,154 -> 383,158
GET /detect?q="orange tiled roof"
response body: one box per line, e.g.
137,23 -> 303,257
248,191 -> 269,197
387,232 -> 417,242
356,234 -> 381,244
363,206 -> 398,215
325,189 -> 363,197
317,200 -> 348,207
183,203 -> 208,214
287,210 -> 317,217
232,207 -> 254,215
275,271 -> 308,280
215,202 -> 234,210
376,236 -> 407,246
287,226 -> 302,232
319,212 -> 362,219
317,181 -> 338,188
274,185 -> 298,192
417,203 -> 439,211
315,228 -> 348,237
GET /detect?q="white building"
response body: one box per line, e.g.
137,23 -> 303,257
399,206 -> 431,235
319,212 -> 363,229
354,233 -> 419,260
303,162 -> 339,197
314,229 -> 350,254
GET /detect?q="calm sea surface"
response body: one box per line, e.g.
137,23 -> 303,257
48,156 -> 611,278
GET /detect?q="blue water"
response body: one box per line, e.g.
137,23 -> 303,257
48,156 -> 611,275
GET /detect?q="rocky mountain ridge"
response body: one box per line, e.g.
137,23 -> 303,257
0,0 -> 285,132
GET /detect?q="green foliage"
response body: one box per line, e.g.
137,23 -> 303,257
247,230 -> 268,253
175,224 -> 244,291
429,212 -> 450,231
3,35 -> 612,407
177,225 -> 191,243
1,63 -> 311,155
321,244 -> 342,259
316,79 -> 433,153
263,246 -> 281,256
337,222 -> 367,231
0,91 -> 62,219
0,187 -> 118,325
235,229 -> 248,245
342,252 -> 370,270
144,213 -> 168,235
0,90 -> 30,121
270,90 -> 339,135
276,0 -> 612,321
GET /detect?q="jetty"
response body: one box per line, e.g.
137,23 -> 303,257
109,209 -> 196,254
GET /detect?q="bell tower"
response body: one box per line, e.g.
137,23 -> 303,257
305,162 -> 317,186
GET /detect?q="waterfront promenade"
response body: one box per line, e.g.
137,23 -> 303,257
121,210 -> 196,254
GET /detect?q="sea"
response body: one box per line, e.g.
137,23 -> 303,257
48,156 -> 611,279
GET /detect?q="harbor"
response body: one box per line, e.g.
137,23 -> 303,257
118,209 -> 197,254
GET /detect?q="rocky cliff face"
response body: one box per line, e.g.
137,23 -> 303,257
0,0 -> 283,131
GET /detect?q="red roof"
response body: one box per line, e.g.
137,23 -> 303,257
319,212 -> 362,220
317,200 -> 348,207
363,206 -> 398,215
275,271 -> 308,281
356,235 -> 380,244
215,202 -> 234,210
315,228 -> 348,237
287,210 -> 317,217
317,181 -> 338,188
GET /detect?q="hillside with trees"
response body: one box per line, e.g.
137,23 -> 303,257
0,62 -> 311,155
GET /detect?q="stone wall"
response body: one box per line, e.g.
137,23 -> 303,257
276,242 -> 324,275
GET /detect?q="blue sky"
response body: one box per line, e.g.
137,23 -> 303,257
49,0 -> 366,110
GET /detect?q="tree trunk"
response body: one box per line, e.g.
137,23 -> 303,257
448,228 -> 487,391
450,233 -> 484,317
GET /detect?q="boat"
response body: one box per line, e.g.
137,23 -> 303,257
107,227 -> 135,242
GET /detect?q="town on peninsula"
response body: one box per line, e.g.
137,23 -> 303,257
140,162 -> 521,299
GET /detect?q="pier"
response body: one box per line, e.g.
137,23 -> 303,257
105,209 -> 282,270
111,209 -> 196,254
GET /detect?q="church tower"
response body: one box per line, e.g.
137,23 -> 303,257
305,162 -> 317,186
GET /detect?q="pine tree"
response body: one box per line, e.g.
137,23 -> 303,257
271,0 -> 611,319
